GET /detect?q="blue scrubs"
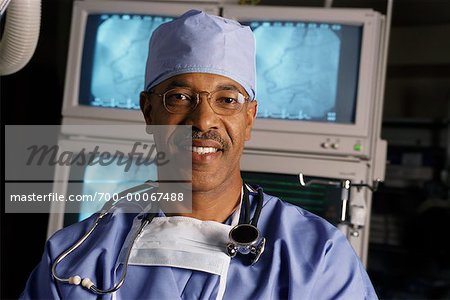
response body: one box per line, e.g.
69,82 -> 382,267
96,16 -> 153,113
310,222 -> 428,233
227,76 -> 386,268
20,192 -> 378,299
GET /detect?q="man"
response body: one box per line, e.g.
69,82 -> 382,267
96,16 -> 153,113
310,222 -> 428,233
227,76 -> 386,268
21,10 -> 378,299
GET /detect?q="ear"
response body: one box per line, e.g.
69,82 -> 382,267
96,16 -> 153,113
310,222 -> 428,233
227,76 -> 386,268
244,100 -> 257,141
140,91 -> 153,125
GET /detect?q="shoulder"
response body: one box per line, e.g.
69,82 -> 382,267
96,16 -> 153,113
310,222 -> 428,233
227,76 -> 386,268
258,192 -> 378,299
260,191 -> 339,238
259,191 -> 357,265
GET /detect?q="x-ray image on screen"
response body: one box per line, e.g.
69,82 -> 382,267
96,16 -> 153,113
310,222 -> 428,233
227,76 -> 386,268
79,14 -> 174,110
246,21 -> 362,124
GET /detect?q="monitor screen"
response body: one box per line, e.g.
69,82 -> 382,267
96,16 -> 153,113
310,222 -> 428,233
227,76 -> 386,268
241,171 -> 343,225
244,20 -> 362,124
79,13 -> 174,110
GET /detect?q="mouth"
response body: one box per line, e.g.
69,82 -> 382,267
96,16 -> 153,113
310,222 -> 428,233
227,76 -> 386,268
181,140 -> 224,164
180,138 -> 224,154
188,146 -> 220,155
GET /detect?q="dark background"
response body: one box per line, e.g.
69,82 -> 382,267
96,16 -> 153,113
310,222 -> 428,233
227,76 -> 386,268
1,0 -> 450,299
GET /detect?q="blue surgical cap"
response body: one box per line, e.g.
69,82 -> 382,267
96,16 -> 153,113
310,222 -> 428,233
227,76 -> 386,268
144,10 -> 256,100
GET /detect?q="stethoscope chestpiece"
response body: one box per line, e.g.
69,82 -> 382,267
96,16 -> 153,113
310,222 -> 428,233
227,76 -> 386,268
226,224 -> 266,265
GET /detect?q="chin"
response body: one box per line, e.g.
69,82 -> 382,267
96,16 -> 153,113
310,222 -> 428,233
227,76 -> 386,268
190,174 -> 219,193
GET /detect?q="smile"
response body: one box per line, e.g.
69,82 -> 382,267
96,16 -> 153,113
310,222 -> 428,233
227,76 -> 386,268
187,146 -> 220,155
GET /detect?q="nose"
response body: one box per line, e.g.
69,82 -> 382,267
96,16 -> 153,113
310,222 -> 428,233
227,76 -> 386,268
184,93 -> 220,132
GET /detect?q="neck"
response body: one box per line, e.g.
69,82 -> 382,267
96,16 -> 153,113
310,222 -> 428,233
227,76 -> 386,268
165,176 -> 243,223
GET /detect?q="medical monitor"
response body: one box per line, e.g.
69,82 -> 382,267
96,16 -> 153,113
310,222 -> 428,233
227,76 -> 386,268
223,5 -> 385,159
62,1 -> 219,124
240,150 -> 370,224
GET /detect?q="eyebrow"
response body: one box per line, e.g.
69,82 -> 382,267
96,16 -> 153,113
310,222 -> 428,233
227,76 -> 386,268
165,81 -> 244,93
165,80 -> 192,89
215,84 -> 241,92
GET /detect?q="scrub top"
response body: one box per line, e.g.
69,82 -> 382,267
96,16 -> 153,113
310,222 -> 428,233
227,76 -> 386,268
20,191 -> 378,299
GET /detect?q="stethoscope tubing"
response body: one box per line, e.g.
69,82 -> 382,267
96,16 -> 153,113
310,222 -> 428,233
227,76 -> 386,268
90,214 -> 154,294
51,182 -> 264,295
51,182 -> 158,294
51,212 -> 107,283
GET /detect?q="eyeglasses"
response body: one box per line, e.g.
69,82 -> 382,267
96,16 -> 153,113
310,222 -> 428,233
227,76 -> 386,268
149,88 -> 250,116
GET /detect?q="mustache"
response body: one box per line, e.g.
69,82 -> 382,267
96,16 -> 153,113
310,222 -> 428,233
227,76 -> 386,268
175,128 -> 228,150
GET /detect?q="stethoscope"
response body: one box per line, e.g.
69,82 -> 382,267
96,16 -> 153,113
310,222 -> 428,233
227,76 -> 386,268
51,181 -> 266,295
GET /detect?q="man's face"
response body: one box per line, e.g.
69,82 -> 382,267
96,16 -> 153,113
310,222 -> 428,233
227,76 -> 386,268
140,73 -> 257,192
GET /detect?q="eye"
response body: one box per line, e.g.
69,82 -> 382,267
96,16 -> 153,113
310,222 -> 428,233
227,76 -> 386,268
170,93 -> 190,101
214,90 -> 246,105
216,97 -> 242,111
165,91 -> 192,106
222,97 -> 238,104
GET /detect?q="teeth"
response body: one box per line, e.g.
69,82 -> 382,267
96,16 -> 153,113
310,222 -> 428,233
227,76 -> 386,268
189,146 -> 218,154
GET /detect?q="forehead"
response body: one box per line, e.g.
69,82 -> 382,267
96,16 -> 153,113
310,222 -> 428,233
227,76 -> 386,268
154,73 -> 247,95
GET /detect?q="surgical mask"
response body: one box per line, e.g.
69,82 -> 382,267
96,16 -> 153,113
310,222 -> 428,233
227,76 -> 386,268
112,190 -> 242,300
128,216 -> 235,300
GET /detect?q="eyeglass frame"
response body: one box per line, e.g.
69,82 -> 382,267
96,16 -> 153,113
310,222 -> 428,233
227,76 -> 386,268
146,87 -> 252,116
